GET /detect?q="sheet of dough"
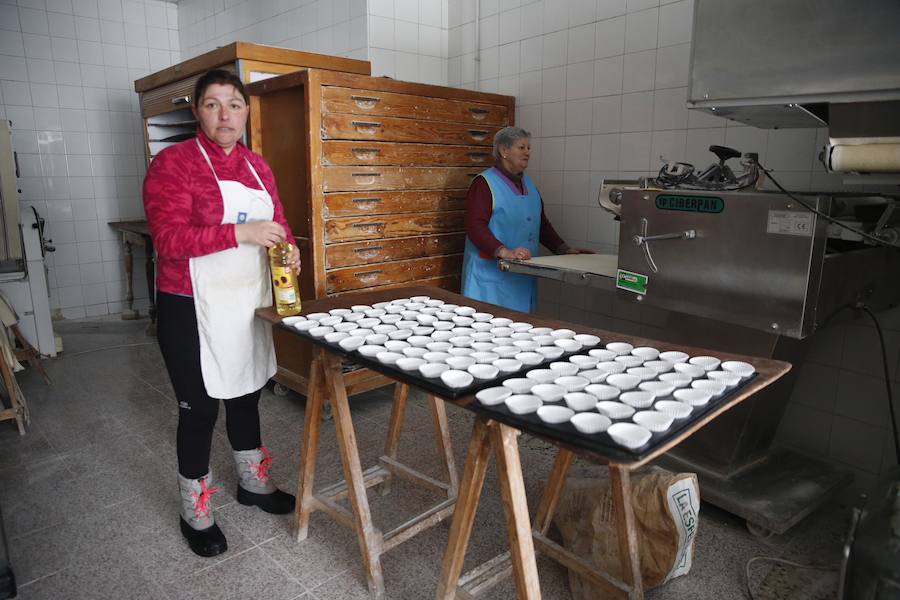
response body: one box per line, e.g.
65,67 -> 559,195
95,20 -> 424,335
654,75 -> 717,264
520,253 -> 619,278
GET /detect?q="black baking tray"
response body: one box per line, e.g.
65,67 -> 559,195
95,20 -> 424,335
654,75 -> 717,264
281,322 -> 603,399
280,321 -> 756,463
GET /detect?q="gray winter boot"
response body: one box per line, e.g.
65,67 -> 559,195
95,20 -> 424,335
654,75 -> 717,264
233,446 -> 295,514
178,470 -> 227,557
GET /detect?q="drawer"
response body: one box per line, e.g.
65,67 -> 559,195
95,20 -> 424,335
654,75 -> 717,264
322,113 -> 500,145
141,64 -> 236,118
333,273 -> 461,297
322,86 -> 509,126
324,190 -> 466,218
322,166 -> 482,192
325,233 -> 467,268
324,211 -> 465,243
326,254 -> 463,293
321,141 -> 493,167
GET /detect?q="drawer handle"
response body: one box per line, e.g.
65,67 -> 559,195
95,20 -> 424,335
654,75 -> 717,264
467,152 -> 490,161
171,95 -> 192,105
468,107 -> 490,119
354,269 -> 384,281
353,245 -> 384,253
352,172 -> 382,177
350,95 -> 381,109
351,197 -> 383,210
351,222 -> 385,228
468,130 -> 490,141
351,121 -> 384,135
351,147 -> 382,160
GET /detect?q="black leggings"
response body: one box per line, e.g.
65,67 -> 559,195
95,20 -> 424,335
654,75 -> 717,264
157,292 -> 262,479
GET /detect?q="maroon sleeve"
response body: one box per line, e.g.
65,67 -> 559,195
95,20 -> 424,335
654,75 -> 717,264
539,198 -> 566,254
464,175 -> 504,259
142,146 -> 237,259
248,152 -> 296,247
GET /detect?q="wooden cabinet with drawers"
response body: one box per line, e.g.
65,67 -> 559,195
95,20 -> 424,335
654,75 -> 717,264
246,69 -> 515,395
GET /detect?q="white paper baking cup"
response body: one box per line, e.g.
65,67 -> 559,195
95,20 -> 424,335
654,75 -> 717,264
643,360 -> 673,374
654,400 -> 693,419
325,331 -> 349,344
422,351 -> 451,363
306,312 -> 329,321
659,350 -> 689,363
516,352 -> 544,365
631,346 -> 659,361
433,321 -> 455,331
689,355 -> 721,371
309,326 -> 334,338
385,305 -> 405,314
396,320 -> 418,330
370,302 -> 390,310
402,346 -> 428,358
554,339 -> 583,353
436,311 -> 455,321
533,335 -> 556,346
388,329 -> 413,340
364,308 -> 386,318
405,302 -> 426,310
416,314 -> 437,326
425,299 -> 444,307
472,312 -> 493,322
339,336 -> 366,351
510,321 -> 533,332
674,363 -> 706,379
471,322 -> 493,332
401,310 -> 419,321
441,303 -> 459,311
526,369 -> 558,383
506,394 -> 542,415
633,410 -> 674,432
614,355 -> 644,368
470,341 -> 496,351
282,316 -> 306,325
639,380 -> 676,398
606,373 -> 641,391
384,340 -> 410,352
419,307 -> 440,316
573,334 -> 601,347
376,351 -> 403,365
373,324 -> 397,335
328,308 -> 351,317
358,317 -> 383,328
548,361 -> 578,377
589,349 -> 618,361
502,378 -> 534,394
453,306 -> 476,317
673,388 -> 713,406
490,317 -> 513,327
585,384 -> 621,401
418,362 -> 449,379
426,341 -> 452,352
563,392 -> 598,412
493,358 -> 523,373
470,351 -> 499,364
570,412 -> 611,434
490,326 -> 514,337
510,331 -> 533,341
531,383 -> 566,402
569,355 -> 601,370
452,316 -> 474,327
476,386 -> 511,406
396,357 -> 426,371
596,361 -> 627,375
446,355 -> 476,370
596,401 -> 635,420
344,312 -> 365,322
550,328 -> 575,339
626,367 -> 657,382
410,295 -> 430,303
430,330 -> 453,342
555,375 -> 590,393
537,405 -> 574,424
708,370 -> 741,387
334,322 -> 360,333
447,346 -> 472,357
691,379 -> 727,396
512,339 -> 539,352
620,391 -> 655,409
294,320 -> 318,332
468,363 -> 499,380
351,305 -> 371,312
607,423 -> 652,449
449,336 -> 474,348
353,328 -> 374,338
493,345 -> 520,358
357,344 -> 385,357
605,342 -> 633,355
407,335 -> 432,348
536,346 -> 565,360
579,369 -> 609,384
721,360 -> 755,378
492,337 -> 515,347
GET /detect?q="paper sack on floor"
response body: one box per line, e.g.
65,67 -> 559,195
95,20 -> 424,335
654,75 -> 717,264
553,466 -> 700,595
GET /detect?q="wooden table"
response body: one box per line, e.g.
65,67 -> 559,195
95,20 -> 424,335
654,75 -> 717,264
257,285 -> 791,599
107,220 -> 156,333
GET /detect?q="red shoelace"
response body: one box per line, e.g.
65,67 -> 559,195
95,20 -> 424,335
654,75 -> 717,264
192,477 -> 220,519
250,446 -> 272,481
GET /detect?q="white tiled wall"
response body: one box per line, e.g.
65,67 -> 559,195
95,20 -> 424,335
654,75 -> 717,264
366,0 -> 449,84
177,0 -> 369,63
441,0 -> 897,497
0,0 -> 179,319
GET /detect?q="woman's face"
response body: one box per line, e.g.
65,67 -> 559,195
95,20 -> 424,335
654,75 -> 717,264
500,137 -> 531,174
194,83 -> 249,153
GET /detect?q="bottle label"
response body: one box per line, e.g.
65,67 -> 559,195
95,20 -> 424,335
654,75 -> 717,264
272,266 -> 297,304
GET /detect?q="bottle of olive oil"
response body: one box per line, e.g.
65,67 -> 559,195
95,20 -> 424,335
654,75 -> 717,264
269,242 -> 301,316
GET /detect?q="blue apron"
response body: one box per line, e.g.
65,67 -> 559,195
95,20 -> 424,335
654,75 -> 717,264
461,167 -> 541,312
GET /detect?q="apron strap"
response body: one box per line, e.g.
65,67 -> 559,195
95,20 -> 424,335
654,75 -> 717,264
196,138 -> 267,194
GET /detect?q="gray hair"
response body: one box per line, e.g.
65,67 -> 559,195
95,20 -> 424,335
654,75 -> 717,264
493,126 -> 531,161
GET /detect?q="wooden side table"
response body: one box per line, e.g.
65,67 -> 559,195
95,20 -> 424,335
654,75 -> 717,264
107,220 -> 156,334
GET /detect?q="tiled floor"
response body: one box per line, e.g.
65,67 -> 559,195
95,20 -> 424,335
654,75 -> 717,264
1,318 -> 847,599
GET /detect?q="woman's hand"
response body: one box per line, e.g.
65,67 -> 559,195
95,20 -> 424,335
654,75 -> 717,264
287,245 -> 301,274
235,221 -> 286,247
497,246 -> 532,260
566,247 -> 595,254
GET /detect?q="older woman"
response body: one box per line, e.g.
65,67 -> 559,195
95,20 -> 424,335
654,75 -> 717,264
461,126 -> 590,312
143,69 -> 298,557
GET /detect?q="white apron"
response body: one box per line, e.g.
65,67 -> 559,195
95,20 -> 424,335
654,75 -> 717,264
189,139 -> 277,399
